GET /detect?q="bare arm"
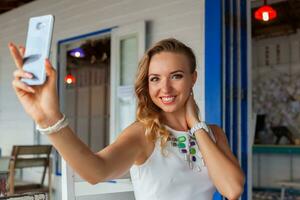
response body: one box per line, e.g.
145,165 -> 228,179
8,42 -> 145,185
195,125 -> 245,200
47,122 -> 145,184
185,93 -> 244,199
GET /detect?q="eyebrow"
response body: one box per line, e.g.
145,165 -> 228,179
148,70 -> 185,77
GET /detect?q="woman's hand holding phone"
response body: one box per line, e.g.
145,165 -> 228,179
9,42 -> 62,128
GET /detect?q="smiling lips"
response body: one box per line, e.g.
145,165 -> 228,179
160,96 -> 176,104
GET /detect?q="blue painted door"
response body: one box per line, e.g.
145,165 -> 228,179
205,0 -> 249,199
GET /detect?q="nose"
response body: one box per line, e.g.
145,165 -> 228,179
161,78 -> 172,93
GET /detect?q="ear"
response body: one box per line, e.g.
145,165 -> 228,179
192,70 -> 197,86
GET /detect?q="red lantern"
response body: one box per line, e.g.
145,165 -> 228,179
255,3 -> 277,22
64,74 -> 76,84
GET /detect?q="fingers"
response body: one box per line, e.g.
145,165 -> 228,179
45,59 -> 57,80
12,79 -> 35,93
19,45 -> 25,57
12,69 -> 35,93
13,69 -> 33,80
8,42 -> 24,69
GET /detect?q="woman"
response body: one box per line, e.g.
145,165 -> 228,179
9,38 -> 244,200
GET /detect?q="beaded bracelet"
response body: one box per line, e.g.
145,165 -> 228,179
36,114 -> 69,135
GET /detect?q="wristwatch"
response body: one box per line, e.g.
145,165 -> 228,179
189,121 -> 209,137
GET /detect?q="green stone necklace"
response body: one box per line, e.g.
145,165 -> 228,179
168,133 -> 205,172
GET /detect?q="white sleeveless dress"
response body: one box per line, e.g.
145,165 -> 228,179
130,125 -> 217,200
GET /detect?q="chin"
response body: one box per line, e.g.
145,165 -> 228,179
158,105 -> 179,113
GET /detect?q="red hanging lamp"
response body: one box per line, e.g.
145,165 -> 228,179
64,74 -> 76,84
255,0 -> 277,22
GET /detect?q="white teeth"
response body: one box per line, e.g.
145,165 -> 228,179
161,97 -> 175,103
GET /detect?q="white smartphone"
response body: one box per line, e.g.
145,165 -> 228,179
21,15 -> 54,85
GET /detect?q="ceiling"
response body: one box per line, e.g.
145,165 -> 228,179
251,0 -> 287,8
0,0 -> 36,15
0,0 -> 298,39
252,0 -> 300,38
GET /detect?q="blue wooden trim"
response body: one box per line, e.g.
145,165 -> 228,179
206,1 -> 249,199
205,0 -> 223,199
232,0 -> 238,157
224,0 -> 232,146
240,0 -> 248,199
55,150 -> 62,176
205,0 -> 222,126
54,27 -> 113,176
57,27 -> 114,45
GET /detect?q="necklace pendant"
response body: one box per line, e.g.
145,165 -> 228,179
191,155 -> 196,162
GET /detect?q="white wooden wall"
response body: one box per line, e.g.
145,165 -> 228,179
0,0 -> 205,199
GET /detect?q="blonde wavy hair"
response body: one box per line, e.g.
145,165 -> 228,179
134,38 -> 197,150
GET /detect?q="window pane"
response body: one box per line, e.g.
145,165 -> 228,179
120,36 -> 138,85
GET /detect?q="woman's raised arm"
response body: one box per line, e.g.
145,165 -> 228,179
8,42 -> 145,184
47,122 -> 145,184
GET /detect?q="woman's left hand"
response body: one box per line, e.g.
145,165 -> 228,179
185,92 -> 200,129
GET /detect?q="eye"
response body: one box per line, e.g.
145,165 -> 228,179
149,76 -> 159,82
171,74 -> 183,80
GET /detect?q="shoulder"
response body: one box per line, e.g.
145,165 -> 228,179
120,122 -> 152,164
118,121 -> 147,146
123,121 -> 146,136
208,124 -> 228,145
